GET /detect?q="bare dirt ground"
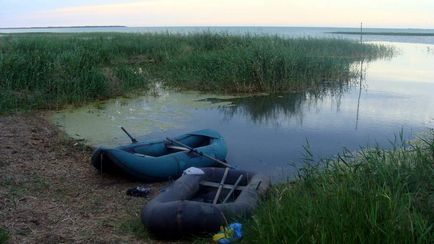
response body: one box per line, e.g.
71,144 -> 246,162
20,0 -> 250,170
0,113 -> 166,243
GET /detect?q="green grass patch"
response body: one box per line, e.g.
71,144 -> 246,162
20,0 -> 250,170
0,32 -> 392,114
117,217 -> 149,240
0,227 -> 8,244
2,173 -> 49,201
244,132 -> 434,243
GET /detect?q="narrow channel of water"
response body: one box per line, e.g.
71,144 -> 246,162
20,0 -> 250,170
51,42 -> 434,182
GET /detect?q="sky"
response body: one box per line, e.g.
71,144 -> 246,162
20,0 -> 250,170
1,0 -> 433,28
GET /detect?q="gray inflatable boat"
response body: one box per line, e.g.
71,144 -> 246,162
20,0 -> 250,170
141,167 -> 270,237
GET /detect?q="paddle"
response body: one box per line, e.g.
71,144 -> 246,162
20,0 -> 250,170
121,126 -> 138,143
165,137 -> 233,168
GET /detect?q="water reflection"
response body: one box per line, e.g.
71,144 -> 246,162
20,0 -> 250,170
355,59 -> 365,130
197,67 -> 363,127
201,84 -> 351,126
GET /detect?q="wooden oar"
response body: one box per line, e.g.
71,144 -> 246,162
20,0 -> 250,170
165,137 -> 233,168
213,167 -> 230,204
222,174 -> 243,203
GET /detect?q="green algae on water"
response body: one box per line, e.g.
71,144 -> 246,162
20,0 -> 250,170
50,91 -> 233,147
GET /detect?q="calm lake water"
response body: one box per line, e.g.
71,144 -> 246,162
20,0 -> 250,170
51,38 -> 434,182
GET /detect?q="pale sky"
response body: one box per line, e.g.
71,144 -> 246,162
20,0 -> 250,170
1,0 -> 433,28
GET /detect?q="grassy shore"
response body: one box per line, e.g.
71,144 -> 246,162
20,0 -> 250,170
0,32 -> 392,114
243,132 -> 434,243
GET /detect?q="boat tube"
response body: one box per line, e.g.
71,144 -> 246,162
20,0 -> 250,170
91,129 -> 227,181
141,167 -> 270,237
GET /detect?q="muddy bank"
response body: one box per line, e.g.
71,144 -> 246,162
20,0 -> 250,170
0,113 -> 164,243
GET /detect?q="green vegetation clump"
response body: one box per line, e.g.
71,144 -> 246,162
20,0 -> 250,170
244,133 -> 434,243
0,227 -> 8,244
118,218 -> 148,240
0,32 -> 392,113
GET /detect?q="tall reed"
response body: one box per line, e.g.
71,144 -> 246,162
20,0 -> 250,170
244,132 -> 434,243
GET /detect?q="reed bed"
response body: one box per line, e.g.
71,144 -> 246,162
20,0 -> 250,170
244,132 -> 434,243
0,32 -> 392,113
0,227 -> 8,243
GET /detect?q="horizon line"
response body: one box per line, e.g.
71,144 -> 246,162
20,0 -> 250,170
1,25 -> 434,30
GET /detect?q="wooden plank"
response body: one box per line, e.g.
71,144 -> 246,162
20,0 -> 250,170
213,167 -> 230,204
200,180 -> 246,191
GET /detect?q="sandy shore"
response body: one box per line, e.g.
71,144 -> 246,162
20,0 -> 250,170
0,113 -> 165,243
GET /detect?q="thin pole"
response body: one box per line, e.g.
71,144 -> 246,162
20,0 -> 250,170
100,152 -> 104,177
356,21 -> 364,129
355,59 -> 364,130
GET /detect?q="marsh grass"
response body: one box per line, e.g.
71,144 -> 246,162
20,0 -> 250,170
0,32 -> 392,113
0,228 -> 8,244
243,132 -> 434,243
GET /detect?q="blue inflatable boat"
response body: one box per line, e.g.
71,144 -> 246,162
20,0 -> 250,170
91,129 -> 228,181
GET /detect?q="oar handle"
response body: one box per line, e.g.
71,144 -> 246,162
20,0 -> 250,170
121,126 -> 138,143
